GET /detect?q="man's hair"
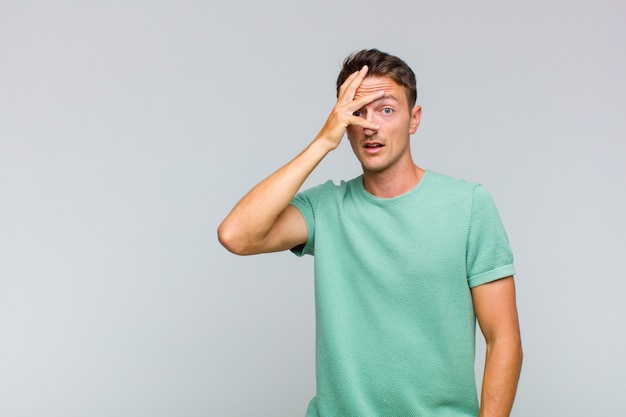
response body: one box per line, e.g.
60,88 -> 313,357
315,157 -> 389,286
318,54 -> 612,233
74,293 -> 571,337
336,49 -> 417,107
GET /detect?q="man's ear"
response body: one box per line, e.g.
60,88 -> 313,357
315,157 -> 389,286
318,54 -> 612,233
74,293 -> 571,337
409,105 -> 422,134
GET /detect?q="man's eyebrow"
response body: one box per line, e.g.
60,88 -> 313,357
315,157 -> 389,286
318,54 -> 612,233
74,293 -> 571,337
355,92 -> 399,105
374,94 -> 399,103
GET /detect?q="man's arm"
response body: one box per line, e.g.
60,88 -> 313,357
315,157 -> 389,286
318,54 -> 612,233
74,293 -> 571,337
217,66 -> 384,255
471,276 -> 523,417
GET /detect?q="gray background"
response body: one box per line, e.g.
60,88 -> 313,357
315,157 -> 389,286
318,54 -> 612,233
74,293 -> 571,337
1,0 -> 625,416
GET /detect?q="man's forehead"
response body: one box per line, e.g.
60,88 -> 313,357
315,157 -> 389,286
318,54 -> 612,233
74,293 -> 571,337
354,76 -> 402,99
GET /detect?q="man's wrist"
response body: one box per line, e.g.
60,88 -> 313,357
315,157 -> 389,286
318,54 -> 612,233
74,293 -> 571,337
308,135 -> 338,156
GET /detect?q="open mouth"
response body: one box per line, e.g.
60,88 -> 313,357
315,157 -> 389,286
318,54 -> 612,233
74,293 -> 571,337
364,143 -> 383,149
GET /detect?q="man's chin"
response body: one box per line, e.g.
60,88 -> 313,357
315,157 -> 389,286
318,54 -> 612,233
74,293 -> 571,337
360,162 -> 387,174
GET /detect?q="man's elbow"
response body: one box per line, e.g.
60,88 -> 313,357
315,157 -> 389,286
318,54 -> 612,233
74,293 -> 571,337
490,337 -> 524,368
515,341 -> 524,365
510,342 -> 524,377
508,340 -> 523,367
217,222 -> 250,255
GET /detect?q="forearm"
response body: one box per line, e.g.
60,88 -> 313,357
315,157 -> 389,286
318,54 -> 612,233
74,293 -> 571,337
478,339 -> 523,417
218,139 -> 330,253
218,65 -> 382,255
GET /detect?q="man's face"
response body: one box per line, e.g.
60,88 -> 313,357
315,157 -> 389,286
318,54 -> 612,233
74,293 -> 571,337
347,75 -> 421,174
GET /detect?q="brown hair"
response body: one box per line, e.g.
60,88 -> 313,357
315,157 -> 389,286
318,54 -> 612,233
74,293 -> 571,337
336,49 -> 417,107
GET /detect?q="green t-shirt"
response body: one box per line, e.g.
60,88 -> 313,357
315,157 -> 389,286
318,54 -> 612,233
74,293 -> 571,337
290,170 -> 515,417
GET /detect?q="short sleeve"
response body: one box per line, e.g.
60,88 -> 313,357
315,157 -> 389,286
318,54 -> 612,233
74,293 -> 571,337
289,183 -> 324,257
466,185 -> 515,287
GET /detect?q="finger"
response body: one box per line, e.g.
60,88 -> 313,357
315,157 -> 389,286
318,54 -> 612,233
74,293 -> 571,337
348,89 -> 385,112
347,114 -> 379,130
338,65 -> 369,100
337,70 -> 361,98
343,65 -> 369,98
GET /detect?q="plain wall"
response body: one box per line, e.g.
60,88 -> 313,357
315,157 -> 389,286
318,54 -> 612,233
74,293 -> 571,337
1,1 -> 625,416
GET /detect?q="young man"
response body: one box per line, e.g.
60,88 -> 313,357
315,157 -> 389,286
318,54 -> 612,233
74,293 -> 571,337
218,49 -> 522,417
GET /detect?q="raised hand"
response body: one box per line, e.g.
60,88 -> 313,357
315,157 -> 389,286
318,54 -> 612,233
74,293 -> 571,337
218,65 -> 385,255
314,65 -> 385,151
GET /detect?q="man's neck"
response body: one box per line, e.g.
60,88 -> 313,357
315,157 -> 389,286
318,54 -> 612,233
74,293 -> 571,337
362,163 -> 425,199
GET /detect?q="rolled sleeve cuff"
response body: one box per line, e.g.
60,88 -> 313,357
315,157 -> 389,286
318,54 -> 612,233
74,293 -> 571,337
468,264 -> 516,288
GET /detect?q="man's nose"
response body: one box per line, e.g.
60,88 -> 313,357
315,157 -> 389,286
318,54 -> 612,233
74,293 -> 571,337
364,110 -> 376,123
363,124 -> 377,137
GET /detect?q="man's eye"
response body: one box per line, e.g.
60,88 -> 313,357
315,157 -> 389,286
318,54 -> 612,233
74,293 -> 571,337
382,108 -> 393,115
353,110 -> 361,117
